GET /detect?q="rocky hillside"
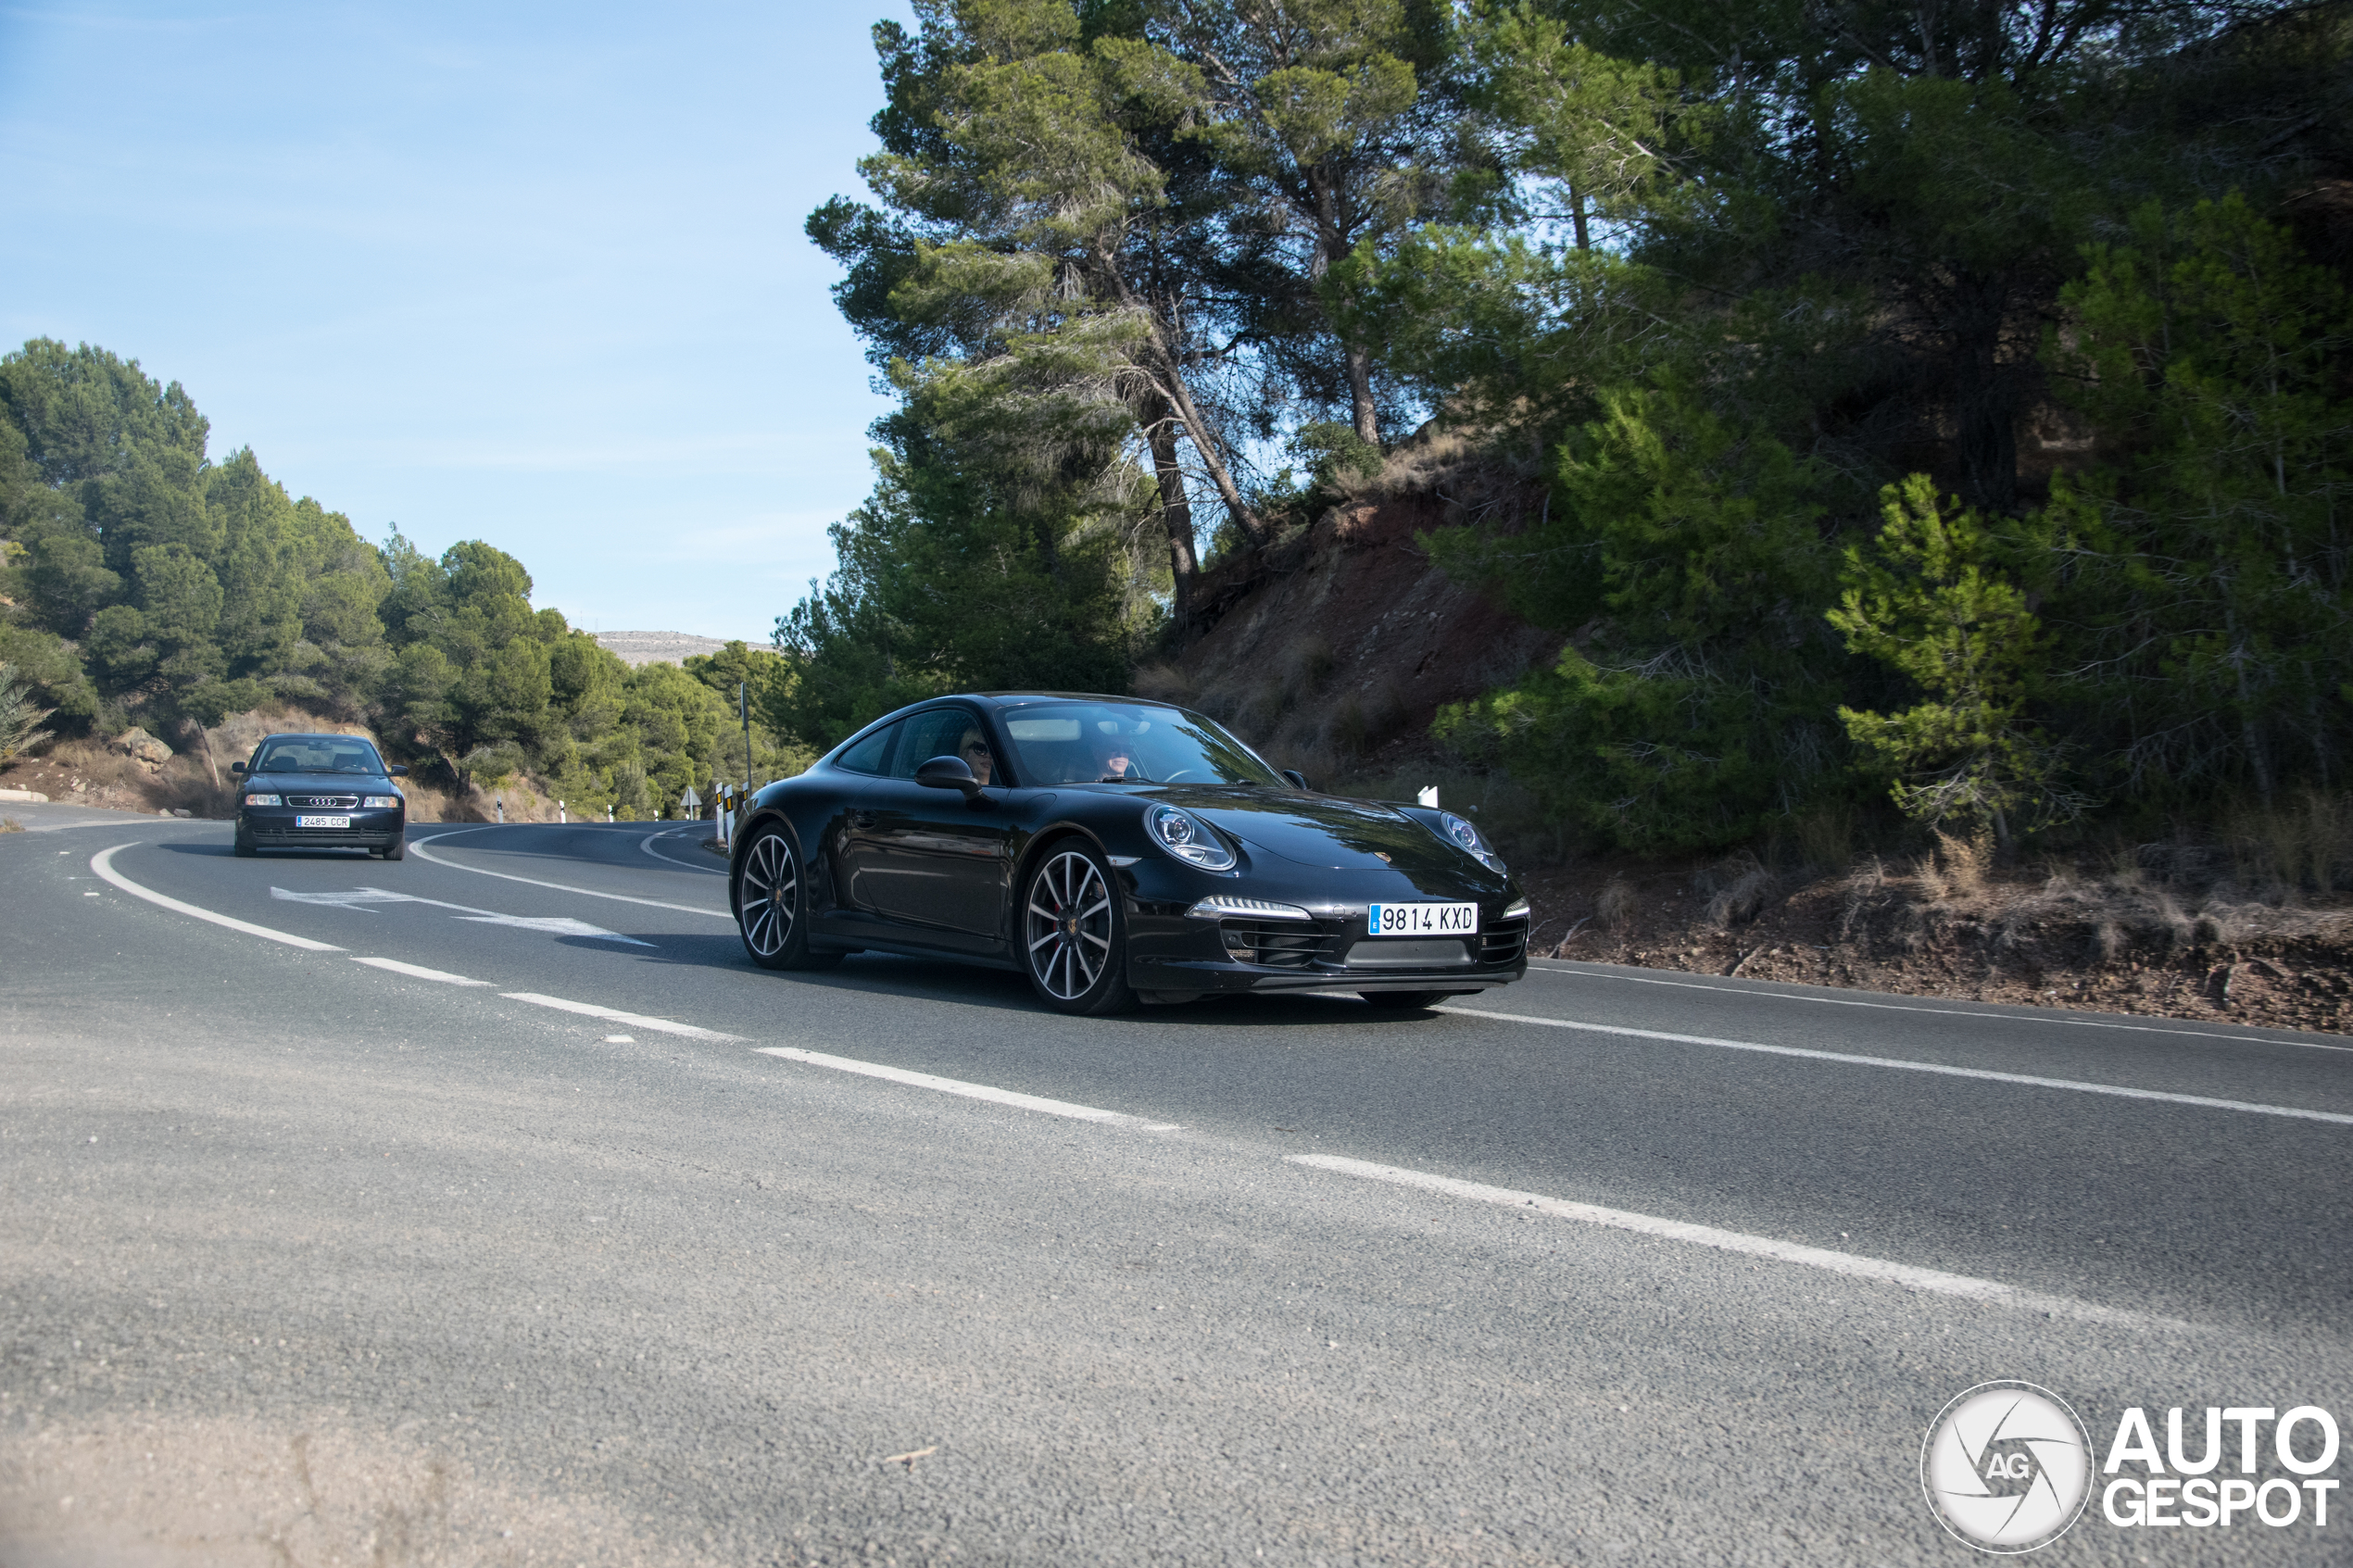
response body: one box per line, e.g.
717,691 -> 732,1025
594,630 -> 734,668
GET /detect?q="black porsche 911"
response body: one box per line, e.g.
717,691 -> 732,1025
230,732 -> 409,859
727,693 -> 1529,1015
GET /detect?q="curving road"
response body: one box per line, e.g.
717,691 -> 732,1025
4,808 -> 2348,1565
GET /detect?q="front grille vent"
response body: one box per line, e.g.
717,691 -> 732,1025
297,795 -> 361,809
1481,917 -> 1530,965
1221,920 -> 1327,969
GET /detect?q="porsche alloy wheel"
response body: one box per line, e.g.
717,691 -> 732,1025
736,826 -> 837,972
1023,846 -> 1132,1014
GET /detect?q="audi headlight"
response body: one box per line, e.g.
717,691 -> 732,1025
362,795 -> 400,809
1440,811 -> 1506,874
244,793 -> 282,807
1145,804 -> 1235,871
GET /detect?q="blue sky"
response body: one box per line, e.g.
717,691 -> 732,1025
0,1 -> 913,643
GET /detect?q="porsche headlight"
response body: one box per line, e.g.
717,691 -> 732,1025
243,793 -> 282,807
1440,811 -> 1506,874
362,795 -> 400,809
1145,804 -> 1235,872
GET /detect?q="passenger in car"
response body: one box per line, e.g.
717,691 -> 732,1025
957,725 -> 996,786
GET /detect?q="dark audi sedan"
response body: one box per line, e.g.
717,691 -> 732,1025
728,692 -> 1529,1015
231,733 -> 409,859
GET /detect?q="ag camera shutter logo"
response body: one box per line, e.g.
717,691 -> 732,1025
1921,1382 -> 2094,1552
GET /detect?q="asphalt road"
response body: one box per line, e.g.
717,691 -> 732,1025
3,807 -> 2348,1566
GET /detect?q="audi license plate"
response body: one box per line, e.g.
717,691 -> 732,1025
1366,901 -> 1478,936
296,815 -> 351,829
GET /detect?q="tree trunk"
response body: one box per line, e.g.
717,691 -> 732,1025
1147,331 -> 1268,547
1148,408 -> 1199,637
1569,185 -> 1591,253
1345,345 -> 1380,446
1946,270 -> 2020,513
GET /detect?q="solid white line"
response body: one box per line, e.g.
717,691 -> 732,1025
409,830 -> 732,919
1440,1005 -> 2353,1126
499,991 -> 741,1041
639,830 -> 724,874
755,1046 -> 1183,1131
1289,1154 -> 2171,1327
89,845 -> 344,952
350,956 -> 491,986
1529,962 -> 2353,1053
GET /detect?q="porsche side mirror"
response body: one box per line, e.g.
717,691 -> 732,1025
1281,769 -> 1310,791
230,761 -> 246,775
914,754 -> 981,798
388,764 -> 409,777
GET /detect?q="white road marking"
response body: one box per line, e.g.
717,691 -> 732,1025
409,830 -> 732,919
350,956 -> 492,985
755,1046 -> 1184,1132
500,992 -> 740,1041
639,830 -> 724,874
1441,1004 -> 2353,1126
1290,1154 -> 2175,1328
89,845 -> 343,953
1530,961 -> 2353,1053
269,884 -> 653,946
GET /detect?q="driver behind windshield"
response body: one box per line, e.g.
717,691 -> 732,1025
1092,733 -> 1138,783
998,703 -> 1283,787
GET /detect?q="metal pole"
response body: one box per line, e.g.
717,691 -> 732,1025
739,681 -> 752,798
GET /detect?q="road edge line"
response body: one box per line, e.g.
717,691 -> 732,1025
1289,1153 -> 2179,1328
639,829 -> 725,875
89,844 -> 344,953
1440,1004 -> 2353,1126
755,1045 -> 1183,1132
1526,962 -> 2353,1053
409,829 -> 733,918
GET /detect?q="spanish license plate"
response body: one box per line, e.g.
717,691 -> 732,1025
1366,901 -> 1478,936
296,815 -> 351,829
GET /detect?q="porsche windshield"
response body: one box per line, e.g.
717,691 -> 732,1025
252,738 -> 384,774
998,704 -> 1281,786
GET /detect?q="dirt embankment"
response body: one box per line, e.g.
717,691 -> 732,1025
1151,434 -> 2351,1037
1142,433 -> 1558,778
1516,839 -> 2351,1035
0,707 -> 570,825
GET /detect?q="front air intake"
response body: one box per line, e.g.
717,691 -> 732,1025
1220,920 -> 1327,969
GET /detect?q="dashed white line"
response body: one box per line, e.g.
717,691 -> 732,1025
350,956 -> 492,986
89,844 -> 343,952
501,992 -> 741,1041
1441,1004 -> 2353,1126
1289,1154 -> 2176,1328
755,1046 -> 1183,1132
409,829 -> 732,919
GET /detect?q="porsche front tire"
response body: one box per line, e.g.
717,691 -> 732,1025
1022,844 -> 1133,1015
735,825 -> 838,972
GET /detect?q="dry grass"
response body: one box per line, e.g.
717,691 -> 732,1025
1595,874 -> 1637,933
0,817 -> 21,833
1700,852 -> 1779,928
